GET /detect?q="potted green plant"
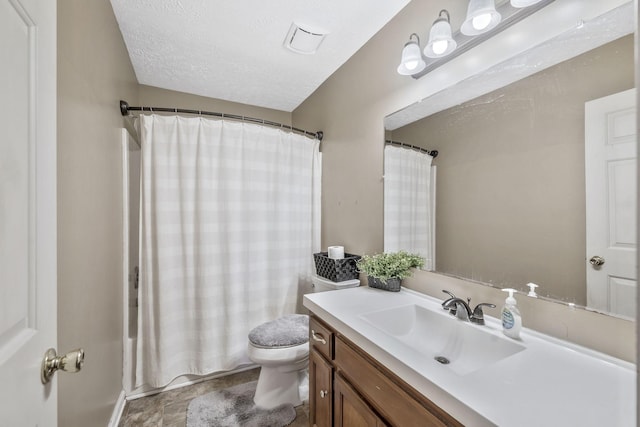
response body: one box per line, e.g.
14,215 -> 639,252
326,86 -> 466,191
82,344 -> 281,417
356,251 -> 425,292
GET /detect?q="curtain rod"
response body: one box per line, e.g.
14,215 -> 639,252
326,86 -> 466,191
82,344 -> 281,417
385,140 -> 438,158
120,100 -> 323,141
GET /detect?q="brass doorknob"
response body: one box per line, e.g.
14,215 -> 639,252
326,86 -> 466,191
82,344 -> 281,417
589,256 -> 605,267
41,348 -> 85,384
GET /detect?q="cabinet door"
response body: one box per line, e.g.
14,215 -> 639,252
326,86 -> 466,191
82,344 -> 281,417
310,349 -> 333,427
334,374 -> 387,427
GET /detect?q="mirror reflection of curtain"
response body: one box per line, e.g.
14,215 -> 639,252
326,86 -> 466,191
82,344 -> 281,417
383,145 -> 435,270
136,114 -> 321,388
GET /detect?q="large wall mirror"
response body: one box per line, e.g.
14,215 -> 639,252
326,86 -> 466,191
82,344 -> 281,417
384,2 -> 636,320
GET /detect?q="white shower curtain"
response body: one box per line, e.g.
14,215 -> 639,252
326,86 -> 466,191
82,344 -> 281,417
383,145 -> 435,270
136,114 -> 321,388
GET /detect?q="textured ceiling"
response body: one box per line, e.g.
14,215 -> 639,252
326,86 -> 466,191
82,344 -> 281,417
110,0 -> 410,112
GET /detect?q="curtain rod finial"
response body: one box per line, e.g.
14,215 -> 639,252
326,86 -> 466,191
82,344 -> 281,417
120,100 -> 130,116
316,131 -> 323,141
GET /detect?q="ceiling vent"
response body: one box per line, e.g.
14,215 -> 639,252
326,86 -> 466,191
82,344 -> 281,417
284,23 -> 327,55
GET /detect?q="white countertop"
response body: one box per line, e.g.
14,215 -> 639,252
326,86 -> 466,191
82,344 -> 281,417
303,287 -> 636,427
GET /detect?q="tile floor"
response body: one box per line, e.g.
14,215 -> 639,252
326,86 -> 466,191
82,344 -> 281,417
118,367 -> 310,427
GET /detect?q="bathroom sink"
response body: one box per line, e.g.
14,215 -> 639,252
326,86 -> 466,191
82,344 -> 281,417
359,304 -> 525,375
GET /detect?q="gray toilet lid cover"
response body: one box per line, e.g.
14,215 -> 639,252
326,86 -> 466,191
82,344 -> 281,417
248,314 -> 309,348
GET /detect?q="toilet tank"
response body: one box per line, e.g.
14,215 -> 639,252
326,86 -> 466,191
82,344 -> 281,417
311,274 -> 360,292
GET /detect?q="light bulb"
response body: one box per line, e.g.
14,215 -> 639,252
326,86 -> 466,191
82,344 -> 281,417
461,0 -> 501,36
472,13 -> 492,30
424,10 -> 457,58
431,40 -> 448,55
404,60 -> 419,70
397,34 -> 426,75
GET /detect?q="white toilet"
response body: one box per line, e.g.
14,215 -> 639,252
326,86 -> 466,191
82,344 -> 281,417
247,314 -> 310,409
247,275 -> 359,409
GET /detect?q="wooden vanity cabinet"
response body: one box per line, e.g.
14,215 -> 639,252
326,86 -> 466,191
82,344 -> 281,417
308,314 -> 463,427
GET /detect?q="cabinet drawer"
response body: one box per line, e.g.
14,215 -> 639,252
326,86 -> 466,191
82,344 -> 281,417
310,316 -> 334,360
334,336 -> 461,427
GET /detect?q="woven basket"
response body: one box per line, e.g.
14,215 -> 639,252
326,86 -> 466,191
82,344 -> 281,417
367,276 -> 402,292
313,252 -> 360,282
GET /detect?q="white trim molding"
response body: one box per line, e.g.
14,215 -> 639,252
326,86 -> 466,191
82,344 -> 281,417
107,390 -> 127,427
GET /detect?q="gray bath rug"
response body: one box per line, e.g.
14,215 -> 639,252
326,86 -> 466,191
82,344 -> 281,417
186,380 -> 296,427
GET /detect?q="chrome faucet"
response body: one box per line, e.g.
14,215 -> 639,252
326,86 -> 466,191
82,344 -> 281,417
442,297 -> 473,321
441,290 -> 496,325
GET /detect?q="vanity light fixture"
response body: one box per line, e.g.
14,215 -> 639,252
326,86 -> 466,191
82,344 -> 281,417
397,33 -> 426,75
424,10 -> 457,58
461,0 -> 502,35
396,0 -> 554,78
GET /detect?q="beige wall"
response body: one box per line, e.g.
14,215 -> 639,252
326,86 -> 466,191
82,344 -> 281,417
293,2 -> 635,361
391,35 -> 634,305
57,0 -> 138,425
139,85 -> 292,125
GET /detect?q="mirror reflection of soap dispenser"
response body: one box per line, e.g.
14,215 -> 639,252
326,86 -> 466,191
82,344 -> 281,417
501,288 -> 522,339
527,283 -> 538,298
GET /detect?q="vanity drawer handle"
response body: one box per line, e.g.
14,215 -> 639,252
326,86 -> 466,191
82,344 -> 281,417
320,390 -> 328,398
311,330 -> 327,345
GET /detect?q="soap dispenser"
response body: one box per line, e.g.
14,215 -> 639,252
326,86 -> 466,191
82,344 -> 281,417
501,288 -> 522,339
527,282 -> 539,298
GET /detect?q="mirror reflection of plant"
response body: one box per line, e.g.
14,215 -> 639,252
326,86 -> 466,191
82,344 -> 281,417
356,251 -> 425,281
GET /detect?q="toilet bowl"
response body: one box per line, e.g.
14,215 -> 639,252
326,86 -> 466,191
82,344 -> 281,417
247,314 -> 310,409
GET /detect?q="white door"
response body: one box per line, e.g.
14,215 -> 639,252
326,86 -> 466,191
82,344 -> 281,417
585,88 -> 637,319
0,0 -> 58,425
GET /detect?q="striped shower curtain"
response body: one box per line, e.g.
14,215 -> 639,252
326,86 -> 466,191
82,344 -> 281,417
136,114 -> 321,388
383,144 -> 435,271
